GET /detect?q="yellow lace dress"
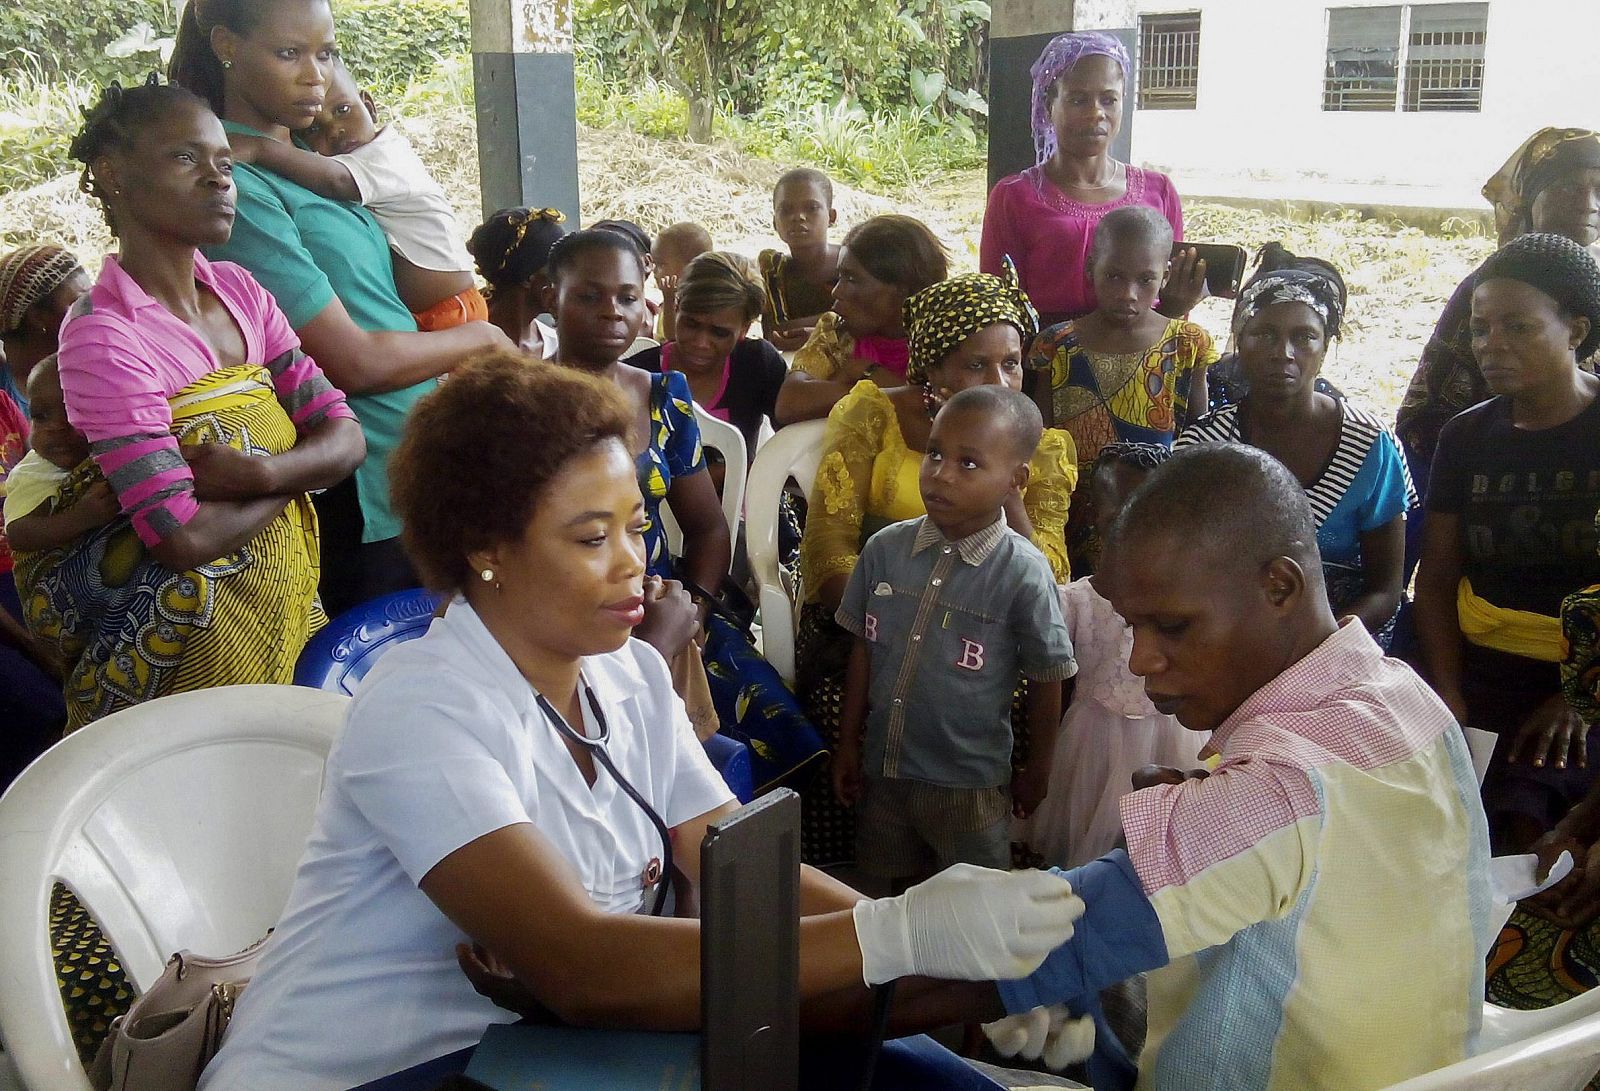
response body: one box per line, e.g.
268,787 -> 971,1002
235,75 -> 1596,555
799,380 -> 1075,598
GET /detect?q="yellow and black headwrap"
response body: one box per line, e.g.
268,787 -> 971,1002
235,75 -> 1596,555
902,257 -> 1038,385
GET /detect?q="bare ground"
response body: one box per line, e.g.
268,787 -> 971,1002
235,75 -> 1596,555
2,106 -> 1495,420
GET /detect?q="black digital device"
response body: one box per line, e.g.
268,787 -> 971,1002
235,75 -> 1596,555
700,788 -> 801,1091
1173,241 -> 1249,298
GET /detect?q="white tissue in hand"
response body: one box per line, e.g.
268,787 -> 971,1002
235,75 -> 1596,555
1491,851 -> 1573,903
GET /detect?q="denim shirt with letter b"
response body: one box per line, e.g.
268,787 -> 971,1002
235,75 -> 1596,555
837,515 -> 1077,788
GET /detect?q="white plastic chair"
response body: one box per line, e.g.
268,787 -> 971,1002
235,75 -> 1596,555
693,405 -> 748,544
745,419 -> 828,684
623,335 -> 660,360
656,405 -> 748,566
1384,990 -> 1600,1089
0,685 -> 348,1091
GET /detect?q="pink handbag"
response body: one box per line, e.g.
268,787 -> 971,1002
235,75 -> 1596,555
88,938 -> 267,1091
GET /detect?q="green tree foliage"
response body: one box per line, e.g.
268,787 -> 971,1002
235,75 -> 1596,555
577,0 -> 989,143
0,0 -> 467,195
0,0 -> 176,87
334,0 -> 471,98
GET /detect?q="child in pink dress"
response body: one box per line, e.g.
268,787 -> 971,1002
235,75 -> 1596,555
1020,442 -> 1208,867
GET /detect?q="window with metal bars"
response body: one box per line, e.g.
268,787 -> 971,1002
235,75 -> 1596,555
1137,12 -> 1201,110
1404,3 -> 1487,111
1323,3 -> 1488,112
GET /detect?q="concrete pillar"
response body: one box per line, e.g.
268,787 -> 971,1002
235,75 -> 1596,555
469,0 -> 581,225
988,0 -> 1134,189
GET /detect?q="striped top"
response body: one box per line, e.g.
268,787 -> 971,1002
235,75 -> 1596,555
57,254 -> 355,548
1176,400 -> 1416,566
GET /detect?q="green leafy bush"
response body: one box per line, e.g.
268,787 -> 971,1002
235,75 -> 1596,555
0,0 -> 175,87
0,57 -> 99,194
334,0 -> 470,98
0,0 -> 468,100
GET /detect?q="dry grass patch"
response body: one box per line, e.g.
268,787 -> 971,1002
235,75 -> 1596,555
1,95 -> 1495,420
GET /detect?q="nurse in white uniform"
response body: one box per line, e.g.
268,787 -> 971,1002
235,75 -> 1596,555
200,353 -> 1084,1091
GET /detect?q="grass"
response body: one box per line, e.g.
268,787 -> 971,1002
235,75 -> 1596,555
0,54 -> 98,194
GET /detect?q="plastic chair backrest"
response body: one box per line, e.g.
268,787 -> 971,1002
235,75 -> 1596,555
693,405 -> 748,544
1383,992 -> 1600,1089
0,685 -> 348,1091
655,406 -> 748,568
293,588 -> 444,696
745,420 -> 828,685
702,732 -> 754,804
624,336 -> 661,359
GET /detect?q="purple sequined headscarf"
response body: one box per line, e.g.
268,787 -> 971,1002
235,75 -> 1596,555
1030,31 -> 1132,166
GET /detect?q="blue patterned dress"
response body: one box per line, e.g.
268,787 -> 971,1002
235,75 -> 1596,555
634,371 -> 824,790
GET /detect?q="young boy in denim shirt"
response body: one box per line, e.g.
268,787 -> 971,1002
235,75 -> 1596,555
833,385 -> 1076,882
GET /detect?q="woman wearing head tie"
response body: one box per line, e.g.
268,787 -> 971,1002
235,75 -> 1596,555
978,30 -> 1205,328
1178,245 -> 1415,647
1398,129 -> 1600,509
468,206 -> 569,358
1415,232 -> 1600,855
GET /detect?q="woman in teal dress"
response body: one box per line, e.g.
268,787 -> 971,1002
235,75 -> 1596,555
169,0 -> 511,616
546,229 -> 825,789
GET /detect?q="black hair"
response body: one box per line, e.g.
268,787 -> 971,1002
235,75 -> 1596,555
1107,442 -> 1321,578
467,208 -> 569,296
25,352 -> 62,394
169,0 -> 296,114
546,228 -> 647,285
775,167 -> 835,207
841,215 -> 949,295
1091,441 -> 1170,480
939,385 -> 1044,462
1089,205 -> 1174,265
69,75 -> 210,235
590,219 -> 653,256
677,252 -> 765,324
1477,232 -> 1600,360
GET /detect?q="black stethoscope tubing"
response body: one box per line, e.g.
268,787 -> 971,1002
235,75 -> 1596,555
534,684 -> 675,917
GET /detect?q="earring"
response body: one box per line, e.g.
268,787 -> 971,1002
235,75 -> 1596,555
222,60 -> 233,69
479,568 -> 494,582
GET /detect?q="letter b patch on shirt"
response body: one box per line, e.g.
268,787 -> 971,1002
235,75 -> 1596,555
864,613 -> 879,642
955,638 -> 985,671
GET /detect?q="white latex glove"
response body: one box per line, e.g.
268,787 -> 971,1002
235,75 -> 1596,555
982,1003 -> 1097,1070
850,864 -> 1084,985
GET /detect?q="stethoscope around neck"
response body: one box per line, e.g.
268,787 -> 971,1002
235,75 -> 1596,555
533,682 -> 675,917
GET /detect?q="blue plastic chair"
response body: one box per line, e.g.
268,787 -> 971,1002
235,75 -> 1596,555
701,731 -> 755,804
293,588 -> 443,696
294,589 -> 757,801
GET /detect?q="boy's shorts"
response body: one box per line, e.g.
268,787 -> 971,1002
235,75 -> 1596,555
856,775 -> 1011,879
412,286 -> 489,332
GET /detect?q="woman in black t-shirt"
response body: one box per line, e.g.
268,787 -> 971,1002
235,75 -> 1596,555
1416,233 -> 1600,852
629,251 -> 790,460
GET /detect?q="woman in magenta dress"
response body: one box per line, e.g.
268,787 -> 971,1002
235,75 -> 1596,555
979,31 -> 1204,327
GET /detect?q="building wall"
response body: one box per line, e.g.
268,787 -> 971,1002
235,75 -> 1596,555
1072,0 -> 1600,199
